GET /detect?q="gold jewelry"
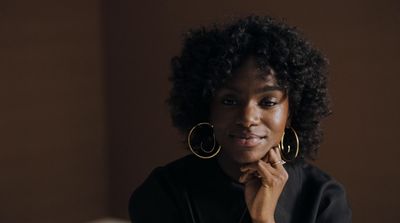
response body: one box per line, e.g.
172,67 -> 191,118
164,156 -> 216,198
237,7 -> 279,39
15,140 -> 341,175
254,172 -> 262,178
278,127 -> 300,161
271,160 -> 286,166
188,122 -> 221,159
261,182 -> 270,188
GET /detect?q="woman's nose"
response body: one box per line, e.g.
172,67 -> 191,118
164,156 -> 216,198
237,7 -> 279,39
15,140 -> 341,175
235,102 -> 261,128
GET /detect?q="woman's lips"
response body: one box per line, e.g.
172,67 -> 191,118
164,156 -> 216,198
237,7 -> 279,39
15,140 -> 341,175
229,133 -> 265,147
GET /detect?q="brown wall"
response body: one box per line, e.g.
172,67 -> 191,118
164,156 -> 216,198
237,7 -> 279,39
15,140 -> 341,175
105,0 -> 400,222
2,0 -> 399,222
0,1 -> 108,222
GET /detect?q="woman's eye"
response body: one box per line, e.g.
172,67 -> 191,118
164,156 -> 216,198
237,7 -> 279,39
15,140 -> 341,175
260,98 -> 277,107
222,98 -> 238,106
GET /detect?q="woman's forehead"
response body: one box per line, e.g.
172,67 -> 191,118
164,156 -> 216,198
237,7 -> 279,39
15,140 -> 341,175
228,63 -> 277,85
219,70 -> 280,95
233,58 -> 275,79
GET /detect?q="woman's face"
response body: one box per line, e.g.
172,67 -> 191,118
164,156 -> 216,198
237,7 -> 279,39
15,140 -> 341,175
210,59 -> 289,164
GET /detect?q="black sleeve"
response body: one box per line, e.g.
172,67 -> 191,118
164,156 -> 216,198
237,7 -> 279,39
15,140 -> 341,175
128,168 -> 185,223
316,181 -> 352,223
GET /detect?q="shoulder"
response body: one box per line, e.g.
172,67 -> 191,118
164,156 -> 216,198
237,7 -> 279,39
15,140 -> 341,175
136,154 -> 201,187
298,160 -> 341,186
285,159 -> 345,190
128,155 -> 201,222
129,154 -> 198,201
287,160 -> 352,222
291,160 -> 350,202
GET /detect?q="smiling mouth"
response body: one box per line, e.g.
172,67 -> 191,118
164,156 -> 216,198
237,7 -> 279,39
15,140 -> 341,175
228,134 -> 266,147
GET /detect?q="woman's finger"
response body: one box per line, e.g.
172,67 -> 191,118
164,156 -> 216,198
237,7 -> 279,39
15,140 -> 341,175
239,168 -> 257,183
241,160 -> 276,184
268,147 -> 289,181
240,161 -> 271,175
268,147 -> 286,171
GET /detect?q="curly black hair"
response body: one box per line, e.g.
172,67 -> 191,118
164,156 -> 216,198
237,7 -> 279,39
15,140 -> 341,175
168,15 -> 331,160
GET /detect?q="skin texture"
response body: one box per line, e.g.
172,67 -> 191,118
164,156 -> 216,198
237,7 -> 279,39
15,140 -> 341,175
169,16 -> 331,161
210,59 -> 289,223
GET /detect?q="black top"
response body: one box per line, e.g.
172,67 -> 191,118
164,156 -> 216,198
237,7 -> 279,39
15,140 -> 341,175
129,155 -> 352,223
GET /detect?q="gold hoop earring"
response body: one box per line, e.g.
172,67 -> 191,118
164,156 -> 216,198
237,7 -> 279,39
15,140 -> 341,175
278,127 -> 300,161
188,122 -> 221,159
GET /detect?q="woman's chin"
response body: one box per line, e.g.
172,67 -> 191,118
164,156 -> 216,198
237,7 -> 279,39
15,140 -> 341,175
228,150 -> 266,164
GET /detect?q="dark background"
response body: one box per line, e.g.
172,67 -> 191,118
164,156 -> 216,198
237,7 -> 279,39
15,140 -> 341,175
1,0 -> 399,222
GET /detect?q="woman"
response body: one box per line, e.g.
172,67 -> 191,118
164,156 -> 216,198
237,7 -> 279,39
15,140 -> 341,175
129,15 -> 352,223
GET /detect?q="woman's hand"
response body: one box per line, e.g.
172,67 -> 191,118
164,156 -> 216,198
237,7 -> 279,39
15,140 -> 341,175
239,147 -> 288,223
